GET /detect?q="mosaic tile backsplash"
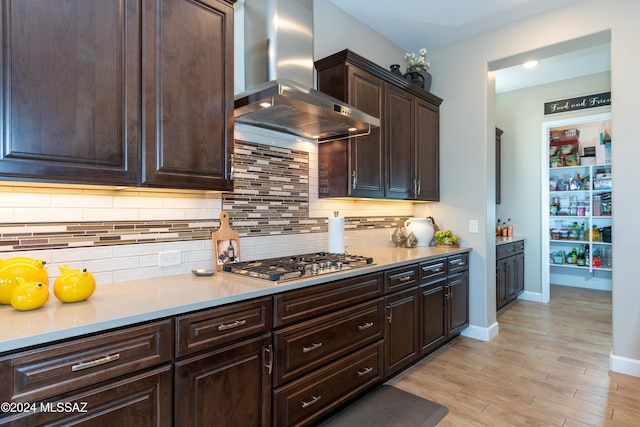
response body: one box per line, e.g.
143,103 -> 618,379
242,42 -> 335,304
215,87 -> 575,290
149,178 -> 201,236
0,141 -> 406,252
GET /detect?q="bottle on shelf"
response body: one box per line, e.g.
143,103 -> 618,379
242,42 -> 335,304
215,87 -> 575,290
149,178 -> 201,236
585,245 -> 590,266
592,249 -> 601,268
591,225 -> 600,242
577,245 -> 586,266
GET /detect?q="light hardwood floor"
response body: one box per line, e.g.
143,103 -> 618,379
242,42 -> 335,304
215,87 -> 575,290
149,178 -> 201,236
387,285 -> 640,426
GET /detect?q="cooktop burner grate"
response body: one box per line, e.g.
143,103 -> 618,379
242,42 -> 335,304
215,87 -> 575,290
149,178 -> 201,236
222,252 -> 374,282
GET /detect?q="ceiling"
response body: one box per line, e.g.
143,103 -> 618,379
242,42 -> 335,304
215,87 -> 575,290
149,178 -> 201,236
328,0 -> 610,93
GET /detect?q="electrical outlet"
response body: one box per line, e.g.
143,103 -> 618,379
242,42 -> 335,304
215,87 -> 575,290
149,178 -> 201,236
469,220 -> 479,233
159,250 -> 181,266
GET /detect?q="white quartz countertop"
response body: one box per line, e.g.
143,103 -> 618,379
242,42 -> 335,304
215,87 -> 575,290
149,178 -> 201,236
0,246 -> 470,354
496,235 -> 525,245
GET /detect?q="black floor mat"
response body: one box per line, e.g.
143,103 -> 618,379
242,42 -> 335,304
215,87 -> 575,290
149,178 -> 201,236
318,385 -> 449,427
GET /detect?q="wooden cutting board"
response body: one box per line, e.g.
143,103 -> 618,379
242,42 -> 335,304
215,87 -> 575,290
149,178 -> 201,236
212,211 -> 239,270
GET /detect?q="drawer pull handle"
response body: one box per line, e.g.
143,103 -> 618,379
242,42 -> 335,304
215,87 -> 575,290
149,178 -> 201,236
430,267 -> 442,273
357,321 -> 374,331
264,344 -> 273,375
450,259 -> 465,266
356,366 -> 373,377
398,275 -> 413,282
301,395 -> 322,409
302,342 -> 323,354
72,353 -> 120,372
218,319 -> 247,331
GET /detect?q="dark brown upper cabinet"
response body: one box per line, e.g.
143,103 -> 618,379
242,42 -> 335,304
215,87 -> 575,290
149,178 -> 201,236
315,49 -> 442,201
316,61 -> 385,198
0,0 -> 234,191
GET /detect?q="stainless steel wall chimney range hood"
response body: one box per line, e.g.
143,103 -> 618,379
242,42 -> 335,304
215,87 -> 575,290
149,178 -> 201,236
234,0 -> 380,142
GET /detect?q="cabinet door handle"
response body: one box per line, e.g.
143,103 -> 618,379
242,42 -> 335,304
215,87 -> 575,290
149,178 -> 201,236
417,179 -> 421,195
301,395 -> 322,409
412,178 -> 417,196
72,353 -> 120,372
357,321 -> 374,331
264,344 -> 273,375
386,305 -> 392,323
356,366 -> 373,377
229,154 -> 235,180
352,171 -> 357,189
398,275 -> 413,282
218,319 -> 247,331
302,342 -> 323,354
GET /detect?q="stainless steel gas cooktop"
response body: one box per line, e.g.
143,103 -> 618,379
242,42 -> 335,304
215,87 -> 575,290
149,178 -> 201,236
222,252 -> 374,283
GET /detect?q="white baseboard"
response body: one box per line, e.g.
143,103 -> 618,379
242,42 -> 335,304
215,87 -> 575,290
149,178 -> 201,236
461,321 -> 499,342
610,350 -> 640,377
518,291 -> 543,302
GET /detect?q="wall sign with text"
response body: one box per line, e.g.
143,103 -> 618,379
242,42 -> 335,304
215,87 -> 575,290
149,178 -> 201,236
544,92 -> 611,115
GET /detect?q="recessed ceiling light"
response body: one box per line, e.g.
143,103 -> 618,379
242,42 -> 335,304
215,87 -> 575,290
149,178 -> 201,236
348,127 -> 357,132
523,60 -> 539,69
259,102 -> 272,108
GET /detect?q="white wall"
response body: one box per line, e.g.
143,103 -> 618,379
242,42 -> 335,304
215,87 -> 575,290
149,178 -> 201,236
496,71 -> 611,297
312,1 -> 406,67
427,0 -> 640,375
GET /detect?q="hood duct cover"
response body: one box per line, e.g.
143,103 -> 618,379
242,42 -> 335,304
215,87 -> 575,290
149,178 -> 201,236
234,0 -> 380,142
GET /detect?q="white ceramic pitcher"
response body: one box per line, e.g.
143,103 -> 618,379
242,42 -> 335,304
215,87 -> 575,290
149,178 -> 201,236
403,218 -> 435,247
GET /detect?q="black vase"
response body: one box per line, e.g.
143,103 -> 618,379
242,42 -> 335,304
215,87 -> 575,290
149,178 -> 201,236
389,64 -> 403,77
404,70 -> 432,92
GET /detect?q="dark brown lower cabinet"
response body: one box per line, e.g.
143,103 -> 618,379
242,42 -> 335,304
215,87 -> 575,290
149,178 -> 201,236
447,271 -> 470,336
1,252 -> 471,427
384,287 -> 420,377
0,366 -> 172,427
273,341 -> 382,427
420,278 -> 447,355
496,241 -> 525,310
174,333 -> 272,427
419,254 -> 470,356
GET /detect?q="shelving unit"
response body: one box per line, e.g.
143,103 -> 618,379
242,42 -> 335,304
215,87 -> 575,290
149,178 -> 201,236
549,163 -> 612,273
541,113 -> 612,299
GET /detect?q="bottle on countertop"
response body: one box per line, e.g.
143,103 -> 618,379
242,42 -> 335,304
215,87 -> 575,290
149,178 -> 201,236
496,219 -> 502,236
506,218 -> 513,237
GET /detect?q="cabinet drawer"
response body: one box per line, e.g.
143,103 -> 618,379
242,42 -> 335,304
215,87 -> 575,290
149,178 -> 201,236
384,265 -> 419,293
273,340 -> 382,427
274,299 -> 383,386
0,320 -> 173,403
497,243 -> 516,259
274,273 -> 383,327
448,253 -> 469,273
176,296 -> 272,357
514,240 -> 525,253
0,365 -> 172,427
419,258 -> 447,283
